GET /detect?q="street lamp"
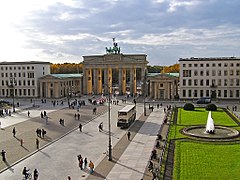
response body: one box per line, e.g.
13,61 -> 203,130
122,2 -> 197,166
104,84 -> 112,161
9,77 -> 16,112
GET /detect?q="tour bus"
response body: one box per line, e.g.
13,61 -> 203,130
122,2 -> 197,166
117,105 -> 136,128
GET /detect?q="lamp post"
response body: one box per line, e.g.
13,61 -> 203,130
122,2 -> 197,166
105,84 -> 112,161
144,95 -> 146,116
9,77 -> 16,112
108,88 -> 112,161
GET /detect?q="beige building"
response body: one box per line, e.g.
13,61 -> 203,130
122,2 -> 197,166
82,54 -> 148,96
0,61 -> 50,98
38,74 -> 83,98
179,57 -> 240,99
147,73 -> 179,99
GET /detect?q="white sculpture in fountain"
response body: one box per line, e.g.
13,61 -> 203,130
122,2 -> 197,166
206,111 -> 215,134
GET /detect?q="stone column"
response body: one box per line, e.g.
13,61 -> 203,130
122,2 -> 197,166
122,68 -> 126,94
93,69 -> 97,94
104,68 -> 108,94
108,67 -> 112,94
97,68 -> 102,94
83,66 -> 88,95
118,68 -> 123,95
86,68 -> 92,94
130,67 -> 137,96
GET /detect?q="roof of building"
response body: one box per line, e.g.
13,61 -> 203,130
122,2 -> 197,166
179,57 -> 240,61
147,72 -> 179,78
50,74 -> 83,78
0,61 -> 51,65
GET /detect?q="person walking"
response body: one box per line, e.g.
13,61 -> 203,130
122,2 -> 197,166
127,131 -> 131,141
84,157 -> 88,169
88,160 -> 94,174
36,138 -> 39,149
79,157 -> 83,170
0,121 -> 1,129
78,113 -> 80,120
1,149 -> 6,162
33,168 -> 39,180
79,123 -> 82,132
27,111 -> 30,117
12,127 -> 16,137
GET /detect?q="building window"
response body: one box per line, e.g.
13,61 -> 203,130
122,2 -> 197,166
28,80 -> 31,86
183,90 -> 186,97
224,63 -> 228,67
23,72 -> 25,77
160,84 -> 163,87
230,90 -> 233,97
183,70 -> 191,77
218,90 -> 221,97
183,64 -> 186,67
218,70 -> 221,76
236,79 -> 239,86
18,67 -> 21,70
28,89 -> 31,96
230,79 -> 234,86
5,67 -> 8,70
230,63 -> 234,67
236,90 -> 239,97
224,70 -> 228,76
236,63 -> 240,67
200,71 -> 204,76
19,80 -> 21,86
32,66 -> 34,70
19,73 -> 21,77
194,64 -> 198,67
2,80 -> 4,86
194,79 -> 198,86
1,73 -> 4,77
5,73 -> 8,77
206,90 -> 209,97
183,79 -> 186,86
194,90 -> 197,97
24,89 -> 26,95
200,80 -> 204,86
194,70 -> 198,76
230,70 -> 234,75
200,64 -> 203,67
206,63 -> 209,67
212,63 -> 216,67
9,67 -> 12,70
200,90 -> 204,97
206,79 -> 209,86
206,70 -> 209,76
23,80 -> 26,86
32,80 -> 35,86
237,70 -> 240,75
2,89 -> 5,96
218,63 -> 221,67
189,64 -> 192,67
188,79 -> 192,86
212,70 -> 216,76
224,90 -> 227,97
224,79 -> 228,86
188,90 -> 192,97
218,79 -> 221,86
32,89 -> 35,96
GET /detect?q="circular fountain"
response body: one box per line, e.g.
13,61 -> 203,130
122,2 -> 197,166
181,111 -> 239,140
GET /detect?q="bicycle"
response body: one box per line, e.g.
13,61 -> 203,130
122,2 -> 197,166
22,172 -> 32,180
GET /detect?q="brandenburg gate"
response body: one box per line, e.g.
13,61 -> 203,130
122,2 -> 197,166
82,39 -> 148,95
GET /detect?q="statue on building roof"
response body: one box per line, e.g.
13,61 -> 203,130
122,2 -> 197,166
105,38 -> 121,54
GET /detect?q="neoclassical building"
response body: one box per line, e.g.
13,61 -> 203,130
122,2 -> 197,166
179,57 -> 240,99
0,61 -> 51,98
38,74 -> 83,98
147,73 -> 179,99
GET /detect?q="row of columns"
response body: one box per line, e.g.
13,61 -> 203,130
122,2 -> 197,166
83,67 -> 142,95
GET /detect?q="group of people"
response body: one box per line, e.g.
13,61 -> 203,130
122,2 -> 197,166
36,128 -> 47,138
22,167 -> 39,180
74,113 -> 81,120
77,154 -> 94,174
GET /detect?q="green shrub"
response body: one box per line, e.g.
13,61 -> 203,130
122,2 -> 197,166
205,104 -> 217,111
183,103 -> 195,110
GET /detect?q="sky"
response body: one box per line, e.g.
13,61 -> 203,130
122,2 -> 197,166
0,0 -> 240,66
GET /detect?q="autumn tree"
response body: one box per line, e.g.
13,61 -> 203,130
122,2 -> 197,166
51,63 -> 83,74
162,63 -> 179,73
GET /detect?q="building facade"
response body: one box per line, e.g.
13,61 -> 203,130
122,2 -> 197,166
147,73 -> 179,99
0,61 -> 51,98
179,57 -> 240,100
38,74 -> 83,98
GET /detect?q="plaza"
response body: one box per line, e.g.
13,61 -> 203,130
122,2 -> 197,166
0,96 -> 167,179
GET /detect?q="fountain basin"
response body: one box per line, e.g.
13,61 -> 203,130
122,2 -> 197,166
182,126 -> 239,139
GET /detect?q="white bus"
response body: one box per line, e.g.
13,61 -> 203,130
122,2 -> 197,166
117,105 -> 136,128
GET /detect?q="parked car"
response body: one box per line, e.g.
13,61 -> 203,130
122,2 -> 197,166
196,97 -> 211,104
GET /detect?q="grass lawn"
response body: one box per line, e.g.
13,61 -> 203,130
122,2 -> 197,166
174,141 -> 240,180
168,107 -> 240,180
178,108 -> 237,126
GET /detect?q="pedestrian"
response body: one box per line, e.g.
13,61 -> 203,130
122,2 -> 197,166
67,176 -> 71,180
20,139 -> 24,146
36,138 -> 39,149
79,157 -> 83,170
74,113 -> 77,120
84,157 -> 88,169
33,168 -> 39,180
88,160 -> 94,174
127,131 -> 131,141
98,122 -> 103,132
40,112 -> 43,118
27,111 -> 30,117
1,149 -> 6,161
79,123 -> 82,132
12,127 -> 16,137
78,113 -> 80,120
